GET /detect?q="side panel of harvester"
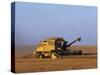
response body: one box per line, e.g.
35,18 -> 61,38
36,45 -> 55,52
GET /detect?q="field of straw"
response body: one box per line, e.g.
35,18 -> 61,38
15,46 -> 97,73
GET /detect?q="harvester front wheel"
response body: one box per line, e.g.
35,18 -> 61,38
50,52 -> 60,59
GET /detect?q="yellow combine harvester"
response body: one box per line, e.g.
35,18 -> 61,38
33,37 -> 82,59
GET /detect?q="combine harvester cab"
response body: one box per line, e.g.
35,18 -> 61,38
33,37 -> 82,59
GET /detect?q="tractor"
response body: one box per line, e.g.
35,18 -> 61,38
33,37 -> 82,59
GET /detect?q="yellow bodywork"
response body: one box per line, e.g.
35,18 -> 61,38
36,38 -> 55,52
33,37 -> 64,58
36,45 -> 55,52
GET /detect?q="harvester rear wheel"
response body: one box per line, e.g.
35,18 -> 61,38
36,53 -> 44,59
38,54 -> 44,59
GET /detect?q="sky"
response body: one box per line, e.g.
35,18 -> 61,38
14,2 -> 97,46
